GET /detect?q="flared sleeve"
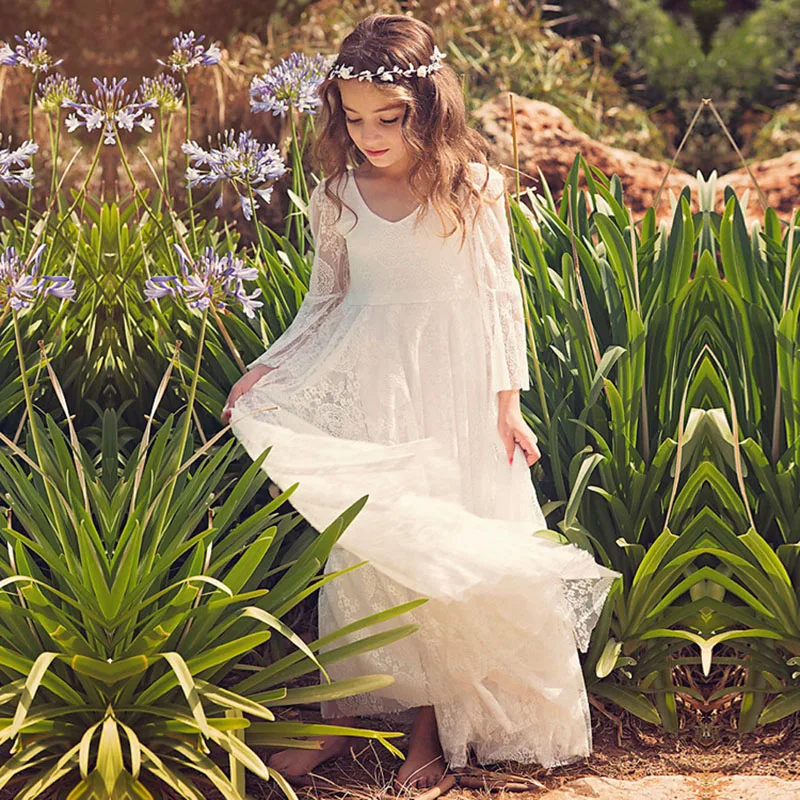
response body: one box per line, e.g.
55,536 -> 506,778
247,179 -> 350,371
469,164 -> 530,393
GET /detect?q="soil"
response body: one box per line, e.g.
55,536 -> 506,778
225,705 -> 800,800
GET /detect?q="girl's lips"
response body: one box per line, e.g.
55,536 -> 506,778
366,148 -> 389,156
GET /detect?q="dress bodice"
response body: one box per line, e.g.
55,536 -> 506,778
333,168 -> 479,306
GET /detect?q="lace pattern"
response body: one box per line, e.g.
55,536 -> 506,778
467,164 -> 531,393
319,547 -> 599,768
246,178 -> 351,377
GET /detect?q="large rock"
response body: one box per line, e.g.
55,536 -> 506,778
718,152 -> 800,220
473,94 -> 794,223
473,94 -> 698,220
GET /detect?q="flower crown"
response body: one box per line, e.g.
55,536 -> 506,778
327,44 -> 446,83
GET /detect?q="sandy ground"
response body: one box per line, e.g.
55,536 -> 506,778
234,702 -> 800,800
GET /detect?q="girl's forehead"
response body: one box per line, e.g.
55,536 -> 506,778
338,80 -> 406,113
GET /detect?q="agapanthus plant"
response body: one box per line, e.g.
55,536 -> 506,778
182,129 -> 286,221
139,73 -> 185,114
0,137 -> 37,208
0,244 -> 75,311
249,52 -> 330,117
62,76 -> 158,145
157,30 -> 221,73
145,244 -> 263,318
0,30 -> 63,73
35,72 -> 81,114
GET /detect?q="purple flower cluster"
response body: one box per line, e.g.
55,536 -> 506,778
157,31 -> 221,74
249,52 -> 330,117
1,245 -> 76,311
182,130 -> 287,221
35,73 -> 81,115
0,138 -> 38,209
0,31 -> 63,74
62,77 -> 158,145
145,245 -> 263,318
138,74 -> 185,114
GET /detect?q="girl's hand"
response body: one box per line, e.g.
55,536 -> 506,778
498,403 -> 541,467
220,364 -> 275,425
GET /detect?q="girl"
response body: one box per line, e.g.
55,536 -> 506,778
225,13 -> 620,792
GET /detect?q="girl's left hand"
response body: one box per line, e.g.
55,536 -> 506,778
498,408 -> 541,467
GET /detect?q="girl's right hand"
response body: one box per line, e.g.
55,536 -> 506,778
221,364 -> 275,425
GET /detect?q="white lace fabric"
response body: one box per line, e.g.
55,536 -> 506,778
231,162 -> 621,769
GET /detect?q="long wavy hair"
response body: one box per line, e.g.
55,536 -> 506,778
311,13 -> 500,249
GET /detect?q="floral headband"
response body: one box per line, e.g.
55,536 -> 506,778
327,44 -> 446,83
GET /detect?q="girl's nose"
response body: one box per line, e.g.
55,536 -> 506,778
362,125 -> 384,144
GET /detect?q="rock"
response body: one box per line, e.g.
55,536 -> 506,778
536,775 -> 800,800
474,93 -> 799,224
473,94 -> 698,220
718,152 -> 800,222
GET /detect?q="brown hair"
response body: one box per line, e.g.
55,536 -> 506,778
311,13 -> 500,249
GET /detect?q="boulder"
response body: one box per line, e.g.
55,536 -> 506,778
718,152 -> 800,221
473,94 -> 698,220
474,94 -> 795,224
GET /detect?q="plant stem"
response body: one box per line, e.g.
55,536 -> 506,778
181,74 -> 199,253
46,113 -> 57,199
54,109 -> 64,215
159,108 -> 171,200
21,81 -> 36,253
288,107 -> 308,253
246,182 -> 267,263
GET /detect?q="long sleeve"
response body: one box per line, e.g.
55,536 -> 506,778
247,179 -> 351,371
470,164 -> 530,393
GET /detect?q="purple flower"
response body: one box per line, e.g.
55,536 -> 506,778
35,73 -> 81,114
61,77 -> 158,146
145,245 -> 263,318
0,137 -> 38,209
0,31 -> 63,74
250,52 -> 330,117
139,74 -> 185,114
0,245 -> 76,310
182,129 -> 287,221
157,31 -> 221,74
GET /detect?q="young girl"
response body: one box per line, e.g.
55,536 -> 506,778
225,13 -> 620,791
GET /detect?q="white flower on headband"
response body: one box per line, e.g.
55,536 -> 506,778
328,44 -> 447,83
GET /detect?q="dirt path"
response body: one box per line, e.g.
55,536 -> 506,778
275,709 -> 800,800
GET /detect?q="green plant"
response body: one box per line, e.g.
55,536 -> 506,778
0,369 -> 420,798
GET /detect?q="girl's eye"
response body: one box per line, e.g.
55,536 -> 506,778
345,117 -> 400,125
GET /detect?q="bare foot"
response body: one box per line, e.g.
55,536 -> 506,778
395,706 -> 446,792
268,716 -> 359,783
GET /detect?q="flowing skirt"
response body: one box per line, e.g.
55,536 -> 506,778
230,298 -> 620,767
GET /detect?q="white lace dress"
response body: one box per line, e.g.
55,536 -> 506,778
229,163 -> 621,768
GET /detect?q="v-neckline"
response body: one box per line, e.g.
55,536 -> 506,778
349,167 -> 421,225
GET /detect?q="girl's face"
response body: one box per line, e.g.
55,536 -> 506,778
338,79 -> 410,170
